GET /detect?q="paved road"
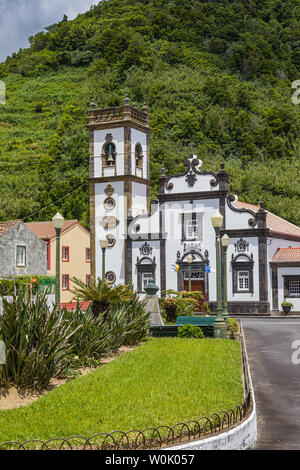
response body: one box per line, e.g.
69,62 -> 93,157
242,319 -> 300,450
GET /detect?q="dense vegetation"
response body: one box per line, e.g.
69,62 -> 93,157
0,287 -> 150,389
0,0 -> 299,225
0,338 -> 243,444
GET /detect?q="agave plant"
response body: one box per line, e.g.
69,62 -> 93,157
63,303 -> 114,360
0,288 -> 81,389
70,277 -> 134,318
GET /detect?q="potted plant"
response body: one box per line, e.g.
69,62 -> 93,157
281,302 -> 294,315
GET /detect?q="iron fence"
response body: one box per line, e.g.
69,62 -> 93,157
0,325 -> 252,451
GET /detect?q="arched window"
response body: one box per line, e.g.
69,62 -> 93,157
105,142 -> 116,166
135,143 -> 143,169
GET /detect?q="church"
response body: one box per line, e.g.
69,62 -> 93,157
88,98 -> 300,315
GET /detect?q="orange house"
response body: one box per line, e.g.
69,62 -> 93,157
26,220 -> 91,305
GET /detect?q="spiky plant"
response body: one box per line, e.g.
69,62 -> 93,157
70,277 -> 134,318
0,288 -> 81,389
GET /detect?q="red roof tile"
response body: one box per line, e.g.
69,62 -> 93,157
0,220 -> 21,236
272,247 -> 300,263
234,201 -> 300,238
26,220 -> 78,239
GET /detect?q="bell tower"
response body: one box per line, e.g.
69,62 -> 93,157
88,96 -> 150,284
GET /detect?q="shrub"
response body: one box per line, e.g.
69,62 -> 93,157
178,324 -> 205,339
62,303 -> 113,361
0,289 -> 80,389
159,289 -> 204,322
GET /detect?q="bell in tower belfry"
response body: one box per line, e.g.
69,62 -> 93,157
88,96 -> 150,284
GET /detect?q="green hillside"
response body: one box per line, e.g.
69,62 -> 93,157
0,0 -> 299,226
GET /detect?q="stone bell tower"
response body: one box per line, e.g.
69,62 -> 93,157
88,96 -> 151,284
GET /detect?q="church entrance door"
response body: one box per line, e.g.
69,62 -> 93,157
183,272 -> 205,312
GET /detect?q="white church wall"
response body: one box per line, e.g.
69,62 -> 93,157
278,267 -> 300,312
93,128 -> 125,178
163,198 -> 220,301
95,181 -> 126,282
225,203 -> 255,230
131,182 -> 148,218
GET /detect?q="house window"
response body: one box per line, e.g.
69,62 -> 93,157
86,248 -> 91,262
62,247 -> 69,262
16,245 -> 26,267
86,275 -> 91,286
289,280 -> 300,296
62,275 -> 69,290
238,271 -> 250,291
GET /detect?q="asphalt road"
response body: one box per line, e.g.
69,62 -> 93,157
242,319 -> 300,450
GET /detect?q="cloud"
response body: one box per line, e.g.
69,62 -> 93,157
0,0 -> 97,62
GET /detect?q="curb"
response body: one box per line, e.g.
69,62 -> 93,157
165,328 -> 257,451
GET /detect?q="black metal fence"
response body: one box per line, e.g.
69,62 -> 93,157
0,325 -> 252,451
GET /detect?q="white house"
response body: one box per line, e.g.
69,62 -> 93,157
88,98 -> 300,315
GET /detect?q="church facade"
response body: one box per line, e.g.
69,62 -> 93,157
88,99 -> 300,315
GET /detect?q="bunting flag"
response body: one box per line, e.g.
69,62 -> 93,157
171,263 -> 180,272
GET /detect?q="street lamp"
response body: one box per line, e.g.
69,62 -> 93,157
187,254 -> 193,292
100,239 -> 109,280
221,233 -> 230,321
211,210 -> 226,338
52,212 -> 64,307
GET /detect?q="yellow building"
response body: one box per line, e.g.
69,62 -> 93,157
26,220 -> 90,305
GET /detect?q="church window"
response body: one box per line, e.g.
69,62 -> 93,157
135,143 -> 143,169
238,271 -> 250,291
232,254 -> 254,294
181,213 -> 203,241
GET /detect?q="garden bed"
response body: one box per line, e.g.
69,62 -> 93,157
0,338 -> 243,446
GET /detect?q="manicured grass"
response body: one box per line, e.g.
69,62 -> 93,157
0,338 -> 243,443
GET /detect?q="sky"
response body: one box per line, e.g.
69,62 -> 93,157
0,0 -> 98,62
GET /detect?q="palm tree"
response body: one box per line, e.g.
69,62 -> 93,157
70,277 -> 134,318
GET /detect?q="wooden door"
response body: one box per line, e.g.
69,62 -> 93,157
183,280 -> 205,312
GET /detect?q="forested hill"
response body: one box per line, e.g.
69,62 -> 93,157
0,0 -> 299,227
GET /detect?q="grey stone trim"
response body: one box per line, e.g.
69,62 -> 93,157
270,261 -> 300,268
124,218 -> 133,285
209,301 -> 270,314
271,266 -> 279,311
269,231 -> 300,242
220,228 -> 270,238
89,175 -> 150,185
160,200 -> 166,296
158,189 -> 228,202
258,235 -> 268,302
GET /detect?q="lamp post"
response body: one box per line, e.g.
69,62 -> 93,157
221,233 -> 230,321
187,254 -> 193,292
52,212 -> 64,307
211,210 -> 226,338
100,239 -> 109,280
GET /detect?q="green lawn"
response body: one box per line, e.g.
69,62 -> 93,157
0,338 -> 243,444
